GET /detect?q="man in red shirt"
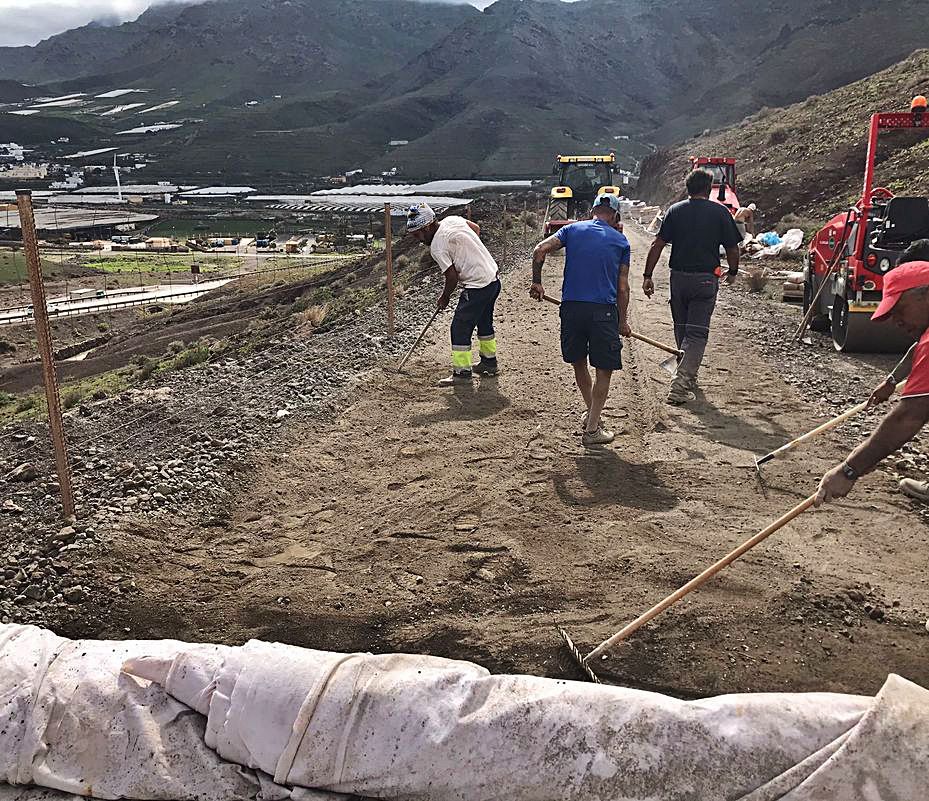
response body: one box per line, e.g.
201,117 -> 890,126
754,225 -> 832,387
816,257 -> 929,505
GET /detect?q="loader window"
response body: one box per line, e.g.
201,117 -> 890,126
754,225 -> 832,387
561,163 -> 612,194
700,164 -> 735,186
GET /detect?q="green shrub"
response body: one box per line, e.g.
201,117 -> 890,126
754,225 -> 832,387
14,396 -> 36,414
168,344 -> 210,371
137,357 -> 160,380
61,388 -> 84,410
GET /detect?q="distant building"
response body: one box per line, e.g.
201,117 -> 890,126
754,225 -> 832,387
49,173 -> 84,190
3,163 -> 48,179
388,140 -> 409,147
0,143 -> 25,162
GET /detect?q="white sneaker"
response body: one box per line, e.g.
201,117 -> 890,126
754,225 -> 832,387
899,478 -> 929,502
582,427 -> 615,446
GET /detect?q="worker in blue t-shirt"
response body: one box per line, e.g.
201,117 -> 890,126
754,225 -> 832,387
530,194 -> 631,446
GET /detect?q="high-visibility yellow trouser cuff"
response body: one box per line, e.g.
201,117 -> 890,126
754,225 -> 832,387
452,347 -> 472,371
478,335 -> 497,358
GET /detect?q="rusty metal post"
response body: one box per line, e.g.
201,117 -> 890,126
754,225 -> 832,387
384,203 -> 395,336
16,190 -> 76,518
502,200 -> 508,267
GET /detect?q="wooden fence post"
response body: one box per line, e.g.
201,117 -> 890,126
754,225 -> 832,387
502,200 -> 508,267
16,190 -> 76,519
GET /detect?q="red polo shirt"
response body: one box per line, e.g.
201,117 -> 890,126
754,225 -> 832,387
904,327 -> 929,398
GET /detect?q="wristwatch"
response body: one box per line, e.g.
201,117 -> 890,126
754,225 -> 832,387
840,462 -> 860,481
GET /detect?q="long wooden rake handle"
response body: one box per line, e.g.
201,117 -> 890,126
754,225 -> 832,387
629,331 -> 681,356
397,307 -> 442,372
756,402 -> 868,467
540,294 -> 681,356
755,381 -> 905,467
584,494 -> 818,663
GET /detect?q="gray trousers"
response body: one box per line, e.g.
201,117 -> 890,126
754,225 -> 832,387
670,271 -> 719,378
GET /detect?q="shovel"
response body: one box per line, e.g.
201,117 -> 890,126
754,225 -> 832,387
540,294 -> 681,373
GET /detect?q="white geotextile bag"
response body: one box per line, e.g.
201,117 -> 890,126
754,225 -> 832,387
3,625 -> 928,801
125,638 -> 929,801
0,625 -> 257,801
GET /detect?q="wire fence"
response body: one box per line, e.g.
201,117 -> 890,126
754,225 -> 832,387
0,199 -> 446,522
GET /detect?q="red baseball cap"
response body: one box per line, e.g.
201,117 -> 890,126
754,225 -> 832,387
872,261 -> 929,320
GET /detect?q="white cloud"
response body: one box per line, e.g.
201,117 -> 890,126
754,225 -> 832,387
0,1 -> 200,47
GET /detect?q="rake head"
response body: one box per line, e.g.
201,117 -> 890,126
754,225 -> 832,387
753,457 -> 769,498
558,626 -> 601,684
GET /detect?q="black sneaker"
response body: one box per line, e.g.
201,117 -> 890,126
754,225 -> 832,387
438,371 -> 473,386
473,358 -> 500,376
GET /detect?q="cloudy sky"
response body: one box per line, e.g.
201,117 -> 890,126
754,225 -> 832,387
0,0 -> 492,47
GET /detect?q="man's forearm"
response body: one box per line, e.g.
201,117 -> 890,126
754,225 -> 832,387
441,267 -> 458,298
846,401 -> 929,475
644,244 -> 662,277
725,247 -> 740,274
531,250 -> 545,284
618,285 -> 630,326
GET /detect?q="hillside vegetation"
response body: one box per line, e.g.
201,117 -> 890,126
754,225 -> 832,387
637,50 -> 929,225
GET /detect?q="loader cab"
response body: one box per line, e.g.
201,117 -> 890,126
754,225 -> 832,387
690,157 -> 739,213
559,162 -> 614,205
690,158 -> 737,189
701,163 -> 736,188
545,153 -> 619,234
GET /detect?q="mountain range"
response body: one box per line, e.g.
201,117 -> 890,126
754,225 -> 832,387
2,0 -> 929,181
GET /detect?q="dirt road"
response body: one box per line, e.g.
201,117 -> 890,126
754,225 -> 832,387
66,225 -> 929,698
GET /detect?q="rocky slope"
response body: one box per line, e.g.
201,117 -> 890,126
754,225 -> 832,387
637,50 -> 929,224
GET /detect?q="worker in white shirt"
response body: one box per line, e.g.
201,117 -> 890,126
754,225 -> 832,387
407,203 -> 501,386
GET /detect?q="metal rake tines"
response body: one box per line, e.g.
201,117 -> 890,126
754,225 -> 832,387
558,627 -> 601,684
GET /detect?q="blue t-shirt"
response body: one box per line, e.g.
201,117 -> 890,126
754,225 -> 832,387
555,219 -> 631,304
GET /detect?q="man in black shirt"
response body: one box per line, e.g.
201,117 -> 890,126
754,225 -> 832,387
643,169 -> 742,404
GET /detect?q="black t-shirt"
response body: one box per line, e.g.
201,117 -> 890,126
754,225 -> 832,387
657,198 -> 743,272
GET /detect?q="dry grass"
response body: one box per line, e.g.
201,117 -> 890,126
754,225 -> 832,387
744,267 -> 769,292
302,304 -> 329,328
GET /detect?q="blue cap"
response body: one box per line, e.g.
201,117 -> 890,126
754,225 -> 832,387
591,193 -> 621,212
